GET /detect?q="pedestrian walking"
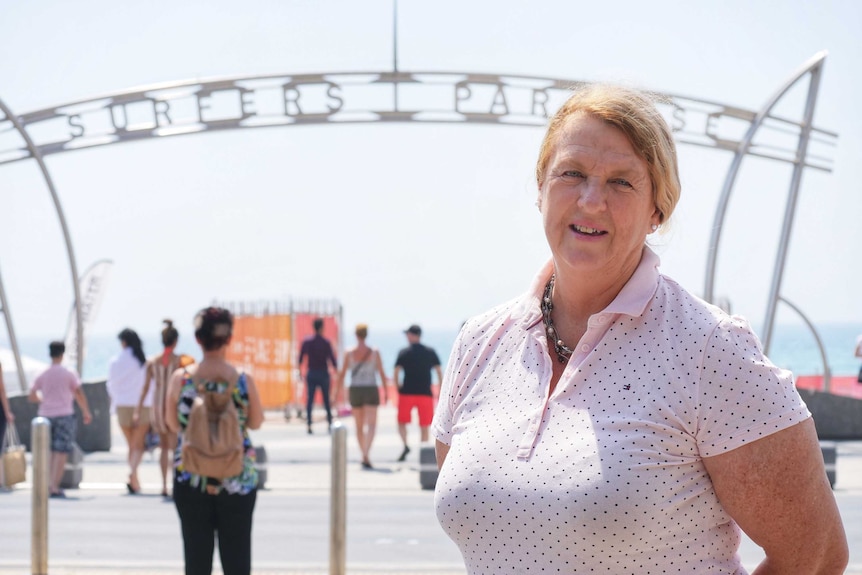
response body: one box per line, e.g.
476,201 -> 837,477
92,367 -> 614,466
298,317 -> 337,434
107,328 -> 148,494
27,341 -> 92,498
336,323 -> 389,469
393,324 -> 442,462
135,319 -> 185,498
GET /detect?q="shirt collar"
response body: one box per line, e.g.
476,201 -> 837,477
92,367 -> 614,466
604,245 -> 660,317
518,260 -> 555,329
518,246 -> 661,329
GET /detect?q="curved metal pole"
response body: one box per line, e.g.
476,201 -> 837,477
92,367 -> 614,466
0,97 -> 84,378
761,62 -> 823,354
778,296 -> 831,392
391,0 -> 400,111
392,0 -> 399,73
703,51 -> 828,304
0,262 -> 28,392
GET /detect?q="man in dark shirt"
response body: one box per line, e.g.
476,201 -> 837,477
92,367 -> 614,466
393,324 -> 442,462
298,317 -> 338,434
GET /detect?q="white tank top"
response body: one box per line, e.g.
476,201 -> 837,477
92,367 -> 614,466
349,349 -> 378,387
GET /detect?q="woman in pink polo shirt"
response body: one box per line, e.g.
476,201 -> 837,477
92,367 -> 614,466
432,84 -> 847,574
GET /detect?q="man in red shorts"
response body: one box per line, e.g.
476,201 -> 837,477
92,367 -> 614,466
393,325 -> 442,462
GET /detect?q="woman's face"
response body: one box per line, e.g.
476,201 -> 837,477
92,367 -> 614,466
539,113 -> 660,282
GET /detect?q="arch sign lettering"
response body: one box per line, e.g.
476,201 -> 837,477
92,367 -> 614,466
0,69 -> 835,169
0,52 -> 837,386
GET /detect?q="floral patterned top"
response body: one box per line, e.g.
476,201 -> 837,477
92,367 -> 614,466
174,372 -> 258,495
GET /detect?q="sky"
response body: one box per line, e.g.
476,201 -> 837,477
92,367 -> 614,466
0,0 -> 860,350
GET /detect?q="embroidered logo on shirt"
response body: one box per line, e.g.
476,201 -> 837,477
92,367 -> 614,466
623,384 -> 632,390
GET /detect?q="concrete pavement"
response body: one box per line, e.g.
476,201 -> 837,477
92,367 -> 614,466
1,406 -> 861,574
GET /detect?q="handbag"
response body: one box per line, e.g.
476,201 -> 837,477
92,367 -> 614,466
2,425 -> 26,486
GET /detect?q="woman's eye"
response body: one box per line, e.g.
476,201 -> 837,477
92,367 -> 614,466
562,170 -> 585,179
611,178 -> 633,188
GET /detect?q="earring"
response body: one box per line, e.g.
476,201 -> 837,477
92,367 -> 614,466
651,224 -> 658,232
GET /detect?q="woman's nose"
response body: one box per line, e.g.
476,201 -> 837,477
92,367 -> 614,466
577,179 -> 606,211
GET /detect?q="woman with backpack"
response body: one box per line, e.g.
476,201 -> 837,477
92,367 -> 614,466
165,306 -> 264,575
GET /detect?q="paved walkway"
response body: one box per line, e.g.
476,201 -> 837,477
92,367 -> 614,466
1,406 -> 861,574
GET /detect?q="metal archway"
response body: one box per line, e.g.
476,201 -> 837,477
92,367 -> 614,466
703,51 -> 830,358
0,53 -> 837,387
0,97 -> 83,388
0,68 -> 836,169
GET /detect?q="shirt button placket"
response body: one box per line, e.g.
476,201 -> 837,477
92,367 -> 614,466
517,413 -> 543,459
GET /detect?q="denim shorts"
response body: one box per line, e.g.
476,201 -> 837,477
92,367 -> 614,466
48,414 -> 77,453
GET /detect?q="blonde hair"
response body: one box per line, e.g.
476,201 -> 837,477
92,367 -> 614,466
535,83 -> 681,224
355,324 -> 368,339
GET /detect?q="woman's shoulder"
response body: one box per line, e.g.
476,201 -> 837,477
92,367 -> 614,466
655,274 -> 728,325
447,294 -> 532,360
111,347 -> 137,364
466,293 -> 532,331
653,274 -> 766,350
471,291 -> 533,325
195,363 -> 243,385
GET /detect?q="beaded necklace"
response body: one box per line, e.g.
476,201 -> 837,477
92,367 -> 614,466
540,274 -> 574,363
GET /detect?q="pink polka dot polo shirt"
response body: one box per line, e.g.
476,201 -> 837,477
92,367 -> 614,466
432,247 -> 810,574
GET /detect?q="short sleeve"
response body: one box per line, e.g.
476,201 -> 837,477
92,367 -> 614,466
32,373 -> 43,392
70,370 -> 81,390
696,315 -> 810,457
430,331 -> 465,446
106,357 -> 119,397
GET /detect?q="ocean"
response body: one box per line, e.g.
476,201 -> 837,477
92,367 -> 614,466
8,329 -> 463,383
7,322 -> 861,383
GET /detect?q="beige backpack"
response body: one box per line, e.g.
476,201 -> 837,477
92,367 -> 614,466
181,377 -> 244,479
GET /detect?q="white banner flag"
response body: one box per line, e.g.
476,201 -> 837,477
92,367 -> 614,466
63,259 -> 113,375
